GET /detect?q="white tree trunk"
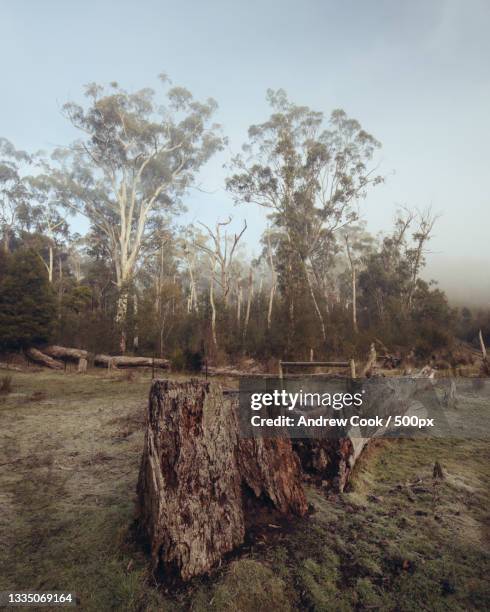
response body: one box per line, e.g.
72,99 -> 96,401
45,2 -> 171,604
236,285 -> 242,325
48,245 -> 54,283
133,292 -> 139,352
210,274 -> 217,348
243,267 -> 254,341
304,259 -> 327,342
351,265 -> 358,333
266,231 -> 276,330
116,290 -> 128,354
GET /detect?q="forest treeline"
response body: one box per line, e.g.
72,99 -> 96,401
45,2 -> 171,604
0,77 -> 488,367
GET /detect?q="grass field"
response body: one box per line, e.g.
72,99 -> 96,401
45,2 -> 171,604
0,369 -> 488,611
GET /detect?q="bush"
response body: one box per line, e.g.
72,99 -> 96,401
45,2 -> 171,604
0,375 -> 13,394
0,249 -> 56,350
170,348 -> 203,372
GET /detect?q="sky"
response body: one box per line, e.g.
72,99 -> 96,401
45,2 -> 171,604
1,0 -> 489,304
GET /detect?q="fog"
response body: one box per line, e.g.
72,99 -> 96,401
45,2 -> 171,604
423,256 -> 490,308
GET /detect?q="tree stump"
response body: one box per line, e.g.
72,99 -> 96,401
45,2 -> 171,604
137,379 -> 306,582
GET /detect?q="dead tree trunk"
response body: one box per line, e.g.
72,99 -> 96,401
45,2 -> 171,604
137,380 -> 306,582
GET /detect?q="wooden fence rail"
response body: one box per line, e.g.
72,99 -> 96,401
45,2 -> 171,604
279,359 -> 356,378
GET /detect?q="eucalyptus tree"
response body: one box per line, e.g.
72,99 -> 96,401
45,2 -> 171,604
47,76 -> 225,352
338,222 -> 375,333
227,89 -> 383,342
25,175 -> 69,283
0,139 -> 31,253
358,208 -> 438,327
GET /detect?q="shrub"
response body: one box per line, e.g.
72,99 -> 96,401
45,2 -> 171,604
0,375 -> 13,394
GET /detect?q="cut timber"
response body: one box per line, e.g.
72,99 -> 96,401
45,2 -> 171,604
94,355 -> 170,369
25,348 -> 63,370
137,379 -> 306,582
43,345 -> 88,361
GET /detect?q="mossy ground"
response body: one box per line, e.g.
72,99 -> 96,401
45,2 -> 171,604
0,369 -> 488,611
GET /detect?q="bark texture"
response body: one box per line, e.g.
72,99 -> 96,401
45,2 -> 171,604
237,437 -> 306,516
137,379 -> 306,581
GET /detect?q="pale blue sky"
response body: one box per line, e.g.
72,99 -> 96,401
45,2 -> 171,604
1,0 -> 489,302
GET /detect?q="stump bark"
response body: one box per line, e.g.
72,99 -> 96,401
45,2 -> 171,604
137,379 -> 306,581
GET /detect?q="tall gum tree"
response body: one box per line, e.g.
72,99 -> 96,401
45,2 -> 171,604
47,76 -> 225,352
0,139 -> 31,254
227,89 -> 383,344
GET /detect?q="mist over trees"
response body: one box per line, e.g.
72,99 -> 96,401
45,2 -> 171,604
0,76 -> 486,365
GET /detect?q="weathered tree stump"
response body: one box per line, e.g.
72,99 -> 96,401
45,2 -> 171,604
137,379 -> 306,581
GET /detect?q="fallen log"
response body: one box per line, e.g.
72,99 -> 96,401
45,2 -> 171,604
25,348 -> 64,370
43,345 -> 88,361
94,355 -> 170,370
137,379 -> 306,582
43,345 -> 89,374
